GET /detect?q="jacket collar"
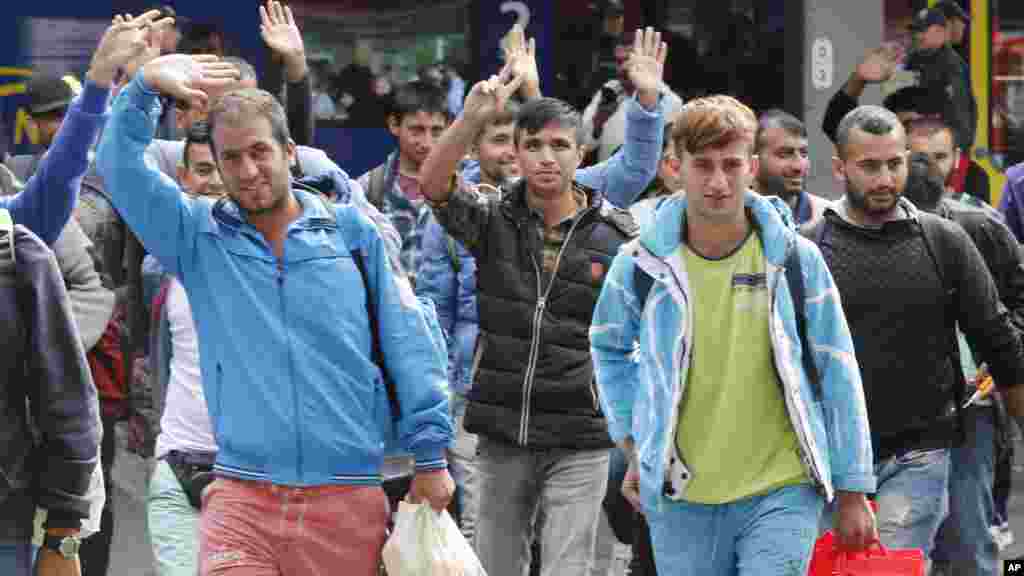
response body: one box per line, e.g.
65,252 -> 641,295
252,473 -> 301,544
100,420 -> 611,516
640,190 -> 797,266
824,196 -> 920,229
212,186 -> 338,233
500,178 -> 605,220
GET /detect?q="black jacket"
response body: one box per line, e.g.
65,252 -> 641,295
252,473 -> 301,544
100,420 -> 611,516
0,224 -> 101,538
438,179 -> 638,449
933,199 -> 1024,332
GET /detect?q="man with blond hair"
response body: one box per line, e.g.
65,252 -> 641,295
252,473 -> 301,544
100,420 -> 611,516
590,95 -> 878,574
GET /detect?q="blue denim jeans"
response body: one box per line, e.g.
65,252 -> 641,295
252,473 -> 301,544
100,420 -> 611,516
0,541 -> 37,576
932,406 -> 999,575
874,448 -> 950,572
645,483 -> 824,575
147,458 -> 201,576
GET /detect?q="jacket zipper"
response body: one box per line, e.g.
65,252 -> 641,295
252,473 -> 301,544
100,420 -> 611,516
278,255 -> 303,480
517,209 -> 592,445
768,243 -> 827,495
649,251 -> 691,512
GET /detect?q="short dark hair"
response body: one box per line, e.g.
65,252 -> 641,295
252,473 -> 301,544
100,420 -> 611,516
835,105 -> 903,158
882,86 -> 944,116
904,151 -> 947,211
180,22 -> 224,55
755,109 -> 806,153
223,56 -> 257,84
390,81 -> 450,124
906,116 -> 958,148
514,97 -> 583,147
183,120 -> 213,170
207,88 -> 291,161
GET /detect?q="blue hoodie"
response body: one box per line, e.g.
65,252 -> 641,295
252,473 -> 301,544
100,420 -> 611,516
591,192 -> 876,513
97,74 -> 453,487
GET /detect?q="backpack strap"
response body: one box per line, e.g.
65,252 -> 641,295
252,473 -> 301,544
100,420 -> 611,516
446,235 -> 461,274
350,247 -> 402,421
916,212 -> 968,437
784,244 -> 823,402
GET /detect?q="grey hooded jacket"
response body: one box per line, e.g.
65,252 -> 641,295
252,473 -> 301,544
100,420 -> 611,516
0,222 -> 102,538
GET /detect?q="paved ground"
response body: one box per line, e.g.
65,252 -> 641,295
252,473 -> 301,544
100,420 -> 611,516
101,428 -> 1024,575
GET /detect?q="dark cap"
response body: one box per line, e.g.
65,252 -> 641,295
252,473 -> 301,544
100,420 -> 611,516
935,0 -> 969,23
25,74 -> 79,116
604,0 -> 625,16
909,7 -> 947,32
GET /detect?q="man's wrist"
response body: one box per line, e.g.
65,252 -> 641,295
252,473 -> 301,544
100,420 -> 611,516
283,54 -> 308,84
86,66 -> 117,89
636,88 -> 659,111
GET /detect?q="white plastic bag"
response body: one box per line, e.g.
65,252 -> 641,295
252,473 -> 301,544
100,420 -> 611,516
382,500 -> 487,576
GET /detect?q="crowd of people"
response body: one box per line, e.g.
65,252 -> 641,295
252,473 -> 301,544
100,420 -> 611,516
2,1 -> 1024,576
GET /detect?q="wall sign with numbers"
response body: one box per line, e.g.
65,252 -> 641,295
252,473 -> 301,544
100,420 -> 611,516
811,37 -> 834,91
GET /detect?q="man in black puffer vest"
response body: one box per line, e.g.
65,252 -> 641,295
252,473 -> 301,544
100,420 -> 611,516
419,28 -> 667,576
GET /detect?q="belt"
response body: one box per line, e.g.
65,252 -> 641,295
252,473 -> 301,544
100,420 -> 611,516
164,449 -> 216,470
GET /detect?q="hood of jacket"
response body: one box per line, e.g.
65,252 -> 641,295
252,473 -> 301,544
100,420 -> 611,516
639,190 -> 799,265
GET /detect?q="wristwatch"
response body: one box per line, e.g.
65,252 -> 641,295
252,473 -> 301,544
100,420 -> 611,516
42,533 -> 82,559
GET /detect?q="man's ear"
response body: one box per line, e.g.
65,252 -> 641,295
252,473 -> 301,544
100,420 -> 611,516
388,114 -> 402,137
832,155 -> 847,184
286,139 -> 297,166
176,164 -> 188,187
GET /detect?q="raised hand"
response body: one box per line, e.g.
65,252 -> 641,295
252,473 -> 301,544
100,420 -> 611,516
142,54 -> 241,109
88,10 -> 175,87
260,1 -> 308,82
624,27 -> 668,110
461,62 -> 523,128
855,43 -> 904,84
502,23 -> 540,99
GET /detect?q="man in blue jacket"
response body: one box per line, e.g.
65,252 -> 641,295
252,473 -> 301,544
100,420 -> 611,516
96,53 -> 454,576
590,95 -> 878,575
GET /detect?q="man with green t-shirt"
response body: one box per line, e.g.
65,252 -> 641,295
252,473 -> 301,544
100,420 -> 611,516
590,95 -> 878,574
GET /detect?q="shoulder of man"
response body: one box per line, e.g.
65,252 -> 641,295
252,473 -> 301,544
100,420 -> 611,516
0,162 -> 21,196
595,194 -> 639,238
4,154 -> 35,184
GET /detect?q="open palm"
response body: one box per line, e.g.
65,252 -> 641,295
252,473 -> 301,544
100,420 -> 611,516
625,27 -> 668,96
260,1 -> 304,60
142,54 -> 241,108
856,44 -> 903,83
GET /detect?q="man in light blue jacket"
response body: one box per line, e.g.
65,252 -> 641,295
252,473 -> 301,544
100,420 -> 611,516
590,95 -> 877,575
96,53 -> 454,576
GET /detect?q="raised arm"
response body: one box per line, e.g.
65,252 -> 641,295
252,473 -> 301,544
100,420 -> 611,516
96,54 -> 239,278
576,28 -> 667,207
823,44 -> 903,143
420,62 -> 522,205
0,10 -> 177,243
260,1 -> 314,146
